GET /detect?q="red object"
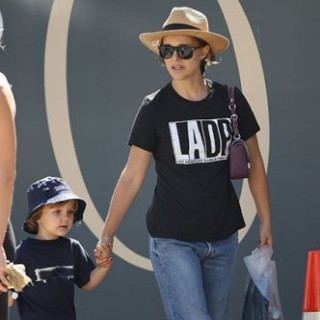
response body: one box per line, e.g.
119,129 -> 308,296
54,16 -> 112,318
303,250 -> 320,312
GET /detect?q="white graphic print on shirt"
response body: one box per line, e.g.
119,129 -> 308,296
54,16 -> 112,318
35,265 -> 74,283
169,118 -> 232,164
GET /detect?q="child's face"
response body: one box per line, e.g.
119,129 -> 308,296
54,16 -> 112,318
36,200 -> 77,240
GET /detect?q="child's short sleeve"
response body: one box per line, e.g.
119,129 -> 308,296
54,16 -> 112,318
71,239 -> 95,288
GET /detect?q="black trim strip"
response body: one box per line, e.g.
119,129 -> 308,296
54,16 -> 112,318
162,23 -> 200,31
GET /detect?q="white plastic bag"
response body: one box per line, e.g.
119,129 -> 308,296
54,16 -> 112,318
243,246 -> 284,320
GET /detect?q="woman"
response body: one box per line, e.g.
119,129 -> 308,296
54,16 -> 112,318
97,7 -> 272,320
0,72 -> 17,319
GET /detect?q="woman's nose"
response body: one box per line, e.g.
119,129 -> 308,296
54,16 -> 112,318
171,50 -> 180,60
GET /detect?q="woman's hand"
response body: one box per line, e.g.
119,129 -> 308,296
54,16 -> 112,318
259,222 -> 273,248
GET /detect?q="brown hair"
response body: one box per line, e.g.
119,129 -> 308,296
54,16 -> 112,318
196,38 -> 218,75
25,200 -> 79,234
24,207 -> 43,234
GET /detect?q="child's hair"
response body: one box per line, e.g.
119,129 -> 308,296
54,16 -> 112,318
24,207 -> 43,234
24,200 -> 79,234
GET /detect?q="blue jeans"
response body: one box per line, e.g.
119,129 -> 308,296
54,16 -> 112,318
149,233 -> 238,320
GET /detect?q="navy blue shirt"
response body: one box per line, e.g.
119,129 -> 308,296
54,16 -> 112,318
15,237 -> 95,320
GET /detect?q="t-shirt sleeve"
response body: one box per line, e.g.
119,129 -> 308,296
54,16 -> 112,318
72,240 -> 96,288
234,87 -> 260,141
128,97 -> 157,153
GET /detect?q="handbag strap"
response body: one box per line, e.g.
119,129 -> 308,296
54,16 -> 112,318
228,86 -> 241,140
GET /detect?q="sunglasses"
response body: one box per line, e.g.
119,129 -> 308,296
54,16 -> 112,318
158,44 -> 202,60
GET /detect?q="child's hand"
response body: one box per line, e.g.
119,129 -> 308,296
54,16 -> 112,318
94,243 -> 113,269
94,244 -> 108,265
94,243 -> 108,260
96,256 -> 113,270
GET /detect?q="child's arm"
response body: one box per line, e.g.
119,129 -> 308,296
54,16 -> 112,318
81,256 -> 112,291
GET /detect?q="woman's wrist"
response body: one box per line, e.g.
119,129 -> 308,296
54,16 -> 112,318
257,210 -> 272,226
102,236 -> 114,248
98,231 -> 114,249
260,217 -> 272,228
101,227 -> 115,243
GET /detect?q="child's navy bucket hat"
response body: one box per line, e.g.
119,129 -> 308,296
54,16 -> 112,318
23,176 -> 87,234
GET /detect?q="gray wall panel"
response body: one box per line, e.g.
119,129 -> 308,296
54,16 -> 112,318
1,0 -> 319,319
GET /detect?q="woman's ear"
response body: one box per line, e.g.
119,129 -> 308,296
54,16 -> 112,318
200,45 -> 210,60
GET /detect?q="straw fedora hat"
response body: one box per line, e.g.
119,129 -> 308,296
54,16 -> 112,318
139,7 -> 229,56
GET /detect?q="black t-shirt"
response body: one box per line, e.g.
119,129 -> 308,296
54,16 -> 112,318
15,237 -> 95,320
128,81 -> 260,241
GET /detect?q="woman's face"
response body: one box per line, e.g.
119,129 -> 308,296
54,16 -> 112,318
160,35 -> 209,81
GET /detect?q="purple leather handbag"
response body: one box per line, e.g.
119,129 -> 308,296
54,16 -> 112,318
228,86 -> 250,180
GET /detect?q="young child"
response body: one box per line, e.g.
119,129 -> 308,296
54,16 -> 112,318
13,176 -> 112,320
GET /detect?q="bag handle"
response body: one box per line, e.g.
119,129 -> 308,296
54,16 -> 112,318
228,86 -> 241,140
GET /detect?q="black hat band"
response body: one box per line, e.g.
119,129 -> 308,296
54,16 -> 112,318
162,23 -> 201,31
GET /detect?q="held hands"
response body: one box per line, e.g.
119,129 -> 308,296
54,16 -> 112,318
94,238 -> 113,269
95,248 -> 113,270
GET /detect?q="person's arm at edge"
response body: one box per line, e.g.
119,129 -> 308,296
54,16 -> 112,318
246,134 -> 273,247
0,73 -> 16,291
